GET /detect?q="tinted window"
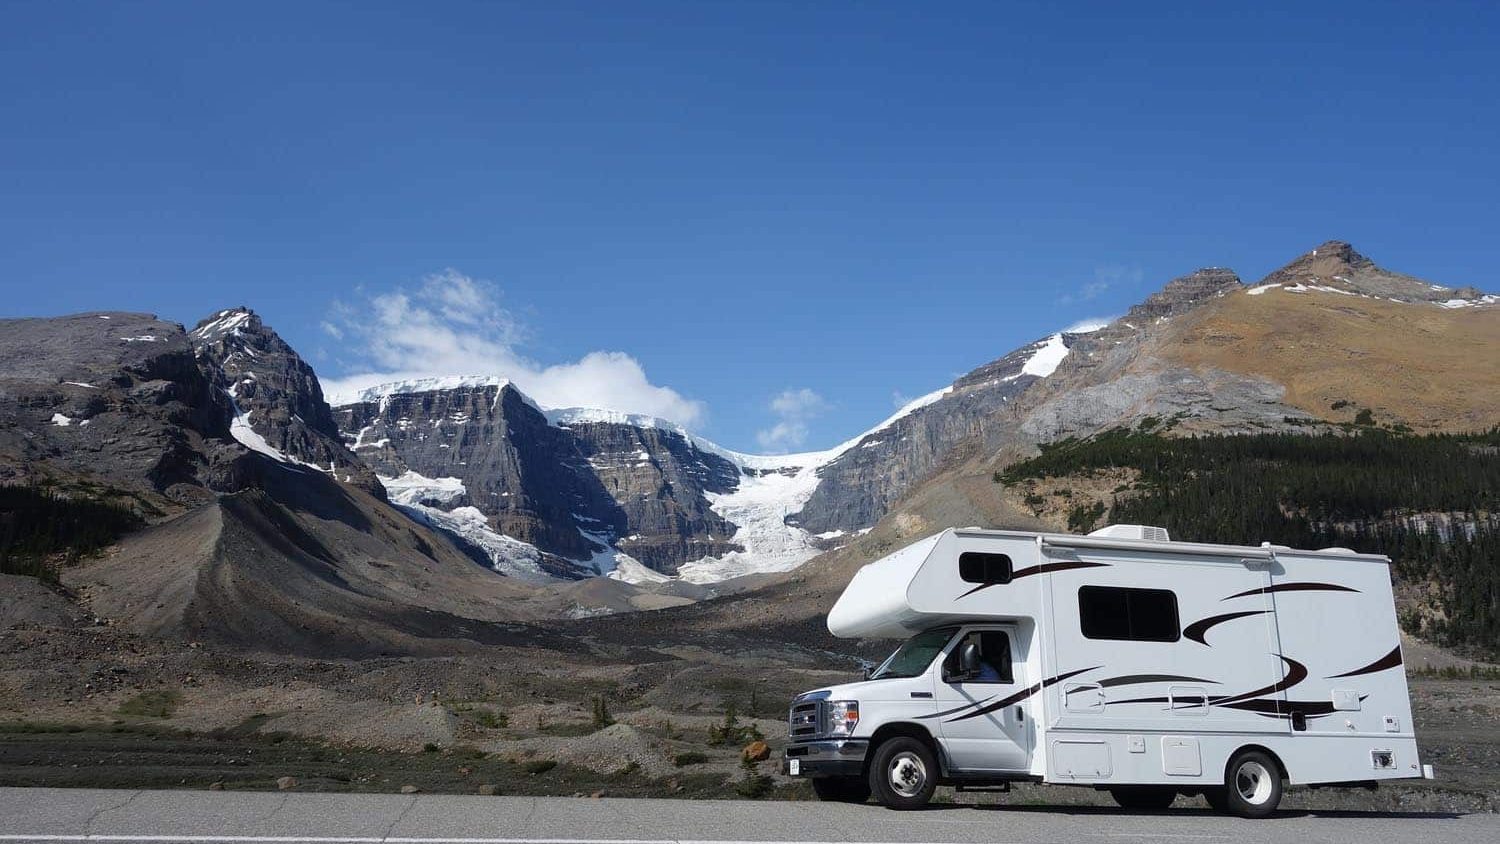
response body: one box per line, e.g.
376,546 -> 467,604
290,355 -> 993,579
1078,586 -> 1180,642
959,552 -> 1012,584
869,627 -> 958,680
943,630 -> 1014,684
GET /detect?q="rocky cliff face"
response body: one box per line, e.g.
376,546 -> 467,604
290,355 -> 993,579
190,308 -> 383,496
1256,240 -> 1492,304
332,384 -> 750,577
0,311 -> 242,507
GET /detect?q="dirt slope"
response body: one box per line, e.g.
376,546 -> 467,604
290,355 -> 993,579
1159,286 -> 1499,431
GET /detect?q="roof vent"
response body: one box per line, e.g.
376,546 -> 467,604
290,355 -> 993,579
1088,524 -> 1171,542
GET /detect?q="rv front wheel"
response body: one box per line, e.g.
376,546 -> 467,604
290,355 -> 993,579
1222,750 -> 1283,818
811,776 -> 871,803
868,736 -> 937,810
1108,786 -> 1176,811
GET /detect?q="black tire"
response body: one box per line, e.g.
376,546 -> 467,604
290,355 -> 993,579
1109,786 -> 1177,811
1201,786 -> 1229,812
868,736 -> 939,810
812,776 -> 871,803
1221,750 -> 1284,818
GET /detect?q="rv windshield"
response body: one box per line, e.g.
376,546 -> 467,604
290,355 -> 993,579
868,627 -> 958,680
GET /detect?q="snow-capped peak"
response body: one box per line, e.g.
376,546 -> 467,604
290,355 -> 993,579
329,375 -> 527,409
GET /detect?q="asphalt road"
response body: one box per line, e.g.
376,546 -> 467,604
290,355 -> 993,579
0,788 -> 1495,844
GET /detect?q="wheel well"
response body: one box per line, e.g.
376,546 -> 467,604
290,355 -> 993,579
1226,744 -> 1289,783
866,722 -> 943,776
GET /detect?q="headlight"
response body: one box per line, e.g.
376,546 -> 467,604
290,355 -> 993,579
827,700 -> 859,736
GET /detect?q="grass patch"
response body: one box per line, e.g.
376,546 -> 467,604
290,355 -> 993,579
522,760 -> 557,775
672,751 -> 708,767
116,690 -> 181,719
537,722 -> 597,738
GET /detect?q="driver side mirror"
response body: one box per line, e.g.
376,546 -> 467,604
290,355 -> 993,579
860,661 -> 874,680
951,641 -> 980,682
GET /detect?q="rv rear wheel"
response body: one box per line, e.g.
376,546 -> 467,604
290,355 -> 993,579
812,776 -> 871,803
1222,750 -> 1283,818
1109,786 -> 1177,811
868,736 -> 938,810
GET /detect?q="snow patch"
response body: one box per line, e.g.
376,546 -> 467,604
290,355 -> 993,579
607,555 -> 671,585
1246,283 -> 1281,296
63,381 -> 98,389
50,413 -> 75,427
398,501 -> 554,582
380,471 -> 467,506
1020,334 -> 1070,378
329,376 -> 524,408
120,335 -> 160,343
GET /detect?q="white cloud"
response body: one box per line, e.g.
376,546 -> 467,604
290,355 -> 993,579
756,388 -> 828,452
319,270 -> 706,427
1059,264 -> 1143,305
1062,316 -> 1117,333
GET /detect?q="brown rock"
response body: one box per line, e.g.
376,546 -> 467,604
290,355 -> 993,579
399,784 -> 420,794
742,740 -> 770,762
477,784 -> 500,796
275,776 -> 297,791
208,782 -> 224,791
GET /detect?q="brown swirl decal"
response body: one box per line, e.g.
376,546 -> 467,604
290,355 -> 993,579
1326,644 -> 1403,679
1183,609 -> 1271,645
956,561 -> 1111,600
1221,582 -> 1359,601
945,666 -> 1100,722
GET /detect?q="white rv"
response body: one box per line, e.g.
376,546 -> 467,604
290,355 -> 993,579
783,525 -> 1432,816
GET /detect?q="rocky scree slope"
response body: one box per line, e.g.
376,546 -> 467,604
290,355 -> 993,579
0,309 -> 594,655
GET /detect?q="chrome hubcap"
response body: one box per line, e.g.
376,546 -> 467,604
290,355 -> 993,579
1235,760 -> 1274,805
888,751 -> 927,798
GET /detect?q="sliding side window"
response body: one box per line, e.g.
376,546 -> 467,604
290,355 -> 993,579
1078,585 -> 1180,642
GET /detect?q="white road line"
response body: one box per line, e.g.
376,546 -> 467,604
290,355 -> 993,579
0,838 -> 1020,844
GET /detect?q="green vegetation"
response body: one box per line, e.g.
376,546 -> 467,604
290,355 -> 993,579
707,703 -> 763,746
0,485 -> 141,579
590,695 -> 614,729
672,751 -> 708,767
999,428 -> 1500,656
116,690 -> 181,719
522,759 -> 557,775
734,754 -> 772,798
456,706 -> 507,730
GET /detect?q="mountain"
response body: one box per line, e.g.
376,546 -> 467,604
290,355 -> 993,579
189,308 -> 383,495
2,240 -> 1495,656
0,308 -> 612,655
312,241 -> 1497,589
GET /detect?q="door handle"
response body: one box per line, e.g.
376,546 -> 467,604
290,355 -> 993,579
1015,706 -> 1024,723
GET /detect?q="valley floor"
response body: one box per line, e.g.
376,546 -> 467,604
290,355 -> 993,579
1,615 -> 1496,813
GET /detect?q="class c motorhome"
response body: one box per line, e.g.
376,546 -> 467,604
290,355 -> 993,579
783,525 -> 1432,815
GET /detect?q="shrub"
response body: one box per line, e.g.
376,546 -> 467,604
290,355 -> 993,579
673,752 -> 708,767
707,704 -> 762,746
734,755 -> 772,799
591,695 -> 614,729
523,760 -> 556,775
116,690 -> 180,719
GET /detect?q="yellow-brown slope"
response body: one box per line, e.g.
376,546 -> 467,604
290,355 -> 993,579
1157,289 -> 1499,432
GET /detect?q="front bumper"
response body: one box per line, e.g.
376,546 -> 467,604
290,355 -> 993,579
783,738 -> 869,777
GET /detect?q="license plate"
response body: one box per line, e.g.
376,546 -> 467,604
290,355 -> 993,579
788,758 -> 800,776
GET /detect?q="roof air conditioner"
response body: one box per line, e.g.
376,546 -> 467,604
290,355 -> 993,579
1087,524 -> 1171,542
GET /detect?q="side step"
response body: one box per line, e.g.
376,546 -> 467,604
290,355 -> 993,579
956,782 -> 1011,793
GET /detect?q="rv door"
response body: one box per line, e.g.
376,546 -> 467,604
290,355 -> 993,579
933,626 -> 1031,772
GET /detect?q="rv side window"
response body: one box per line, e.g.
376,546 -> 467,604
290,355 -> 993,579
959,552 -> 1012,585
1078,586 -> 1180,642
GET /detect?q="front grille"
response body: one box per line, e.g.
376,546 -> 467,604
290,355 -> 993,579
789,700 -> 823,739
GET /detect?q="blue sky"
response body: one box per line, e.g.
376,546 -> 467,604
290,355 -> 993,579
3,1 -> 1496,452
